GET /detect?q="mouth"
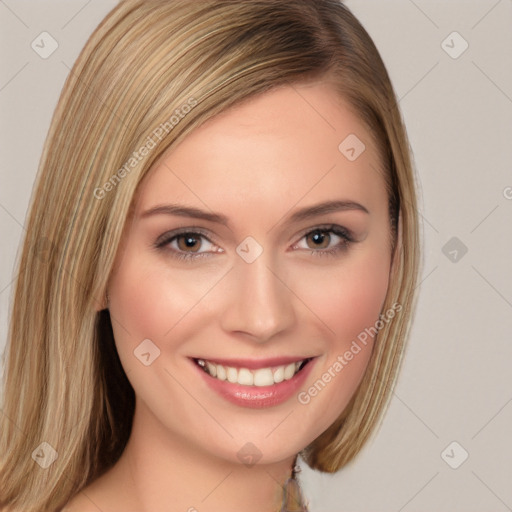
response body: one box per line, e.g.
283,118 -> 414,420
194,357 -> 313,387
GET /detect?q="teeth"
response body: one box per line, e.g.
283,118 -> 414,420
273,366 -> 284,383
238,368 -> 254,386
197,358 -> 307,386
206,361 -> 217,377
216,364 -> 227,381
253,368 -> 273,387
226,367 -> 238,383
284,362 -> 296,380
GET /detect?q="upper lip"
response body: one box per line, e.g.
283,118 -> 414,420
192,356 -> 314,370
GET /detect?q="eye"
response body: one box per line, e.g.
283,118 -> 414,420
154,224 -> 354,262
292,225 -> 353,257
172,233 -> 209,253
154,229 -> 222,261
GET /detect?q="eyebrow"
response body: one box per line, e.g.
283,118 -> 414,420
140,199 -> 369,227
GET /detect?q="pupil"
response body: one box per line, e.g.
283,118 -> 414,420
179,234 -> 200,252
309,230 -> 329,249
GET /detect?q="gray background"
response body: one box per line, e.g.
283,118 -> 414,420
1,1 -> 511,511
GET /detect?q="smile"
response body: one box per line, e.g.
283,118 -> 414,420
195,358 -> 312,387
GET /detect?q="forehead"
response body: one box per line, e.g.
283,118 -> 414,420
134,81 -> 387,222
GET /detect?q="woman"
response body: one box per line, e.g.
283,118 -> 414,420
0,1 -> 420,510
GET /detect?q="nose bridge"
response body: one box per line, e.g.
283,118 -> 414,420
220,247 -> 295,341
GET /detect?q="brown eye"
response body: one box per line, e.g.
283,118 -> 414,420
176,233 -> 202,252
155,229 -> 221,261
305,230 -> 331,249
292,225 -> 353,257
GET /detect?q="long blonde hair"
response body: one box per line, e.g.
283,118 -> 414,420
0,1 -> 420,510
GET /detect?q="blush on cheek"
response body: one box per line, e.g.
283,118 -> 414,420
107,271 -> 170,376
301,267 -> 390,439
111,257 -> 186,336
299,260 -> 390,352
108,259 -> 221,379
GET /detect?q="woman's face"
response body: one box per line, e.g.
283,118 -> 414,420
107,81 -> 393,465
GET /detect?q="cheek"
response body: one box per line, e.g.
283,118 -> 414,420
290,242 -> 391,430
108,250 -> 214,348
106,254 -> 217,427
105,260 -> 176,391
296,244 -> 391,347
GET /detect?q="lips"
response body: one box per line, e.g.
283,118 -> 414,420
191,355 -> 316,408
195,358 -> 311,386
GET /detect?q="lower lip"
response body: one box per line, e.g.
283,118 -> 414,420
193,359 -> 316,409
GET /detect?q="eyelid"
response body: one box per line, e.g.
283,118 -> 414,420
288,224 -> 354,254
154,226 -> 219,249
295,223 -> 354,241
154,223 -> 356,261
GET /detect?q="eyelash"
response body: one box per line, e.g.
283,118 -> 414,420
154,224 -> 354,262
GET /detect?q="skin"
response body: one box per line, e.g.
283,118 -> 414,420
65,80 -> 393,512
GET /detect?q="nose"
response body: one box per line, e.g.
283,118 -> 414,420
219,251 -> 296,343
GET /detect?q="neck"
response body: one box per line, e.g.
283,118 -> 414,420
104,399 -> 298,512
